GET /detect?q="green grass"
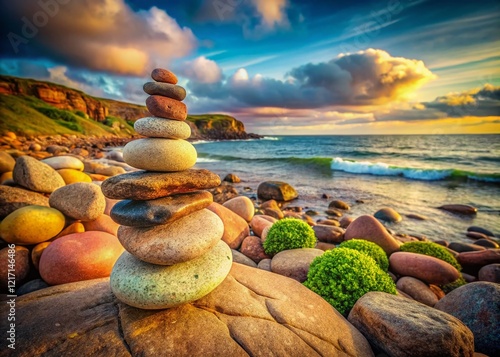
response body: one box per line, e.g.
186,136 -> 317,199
0,94 -> 135,137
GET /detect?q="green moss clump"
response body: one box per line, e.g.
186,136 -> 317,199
339,239 -> 389,271
400,241 -> 462,271
262,218 -> 316,255
304,248 -> 397,315
441,276 -> 467,293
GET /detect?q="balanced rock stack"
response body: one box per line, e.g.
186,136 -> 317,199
101,68 -> 233,309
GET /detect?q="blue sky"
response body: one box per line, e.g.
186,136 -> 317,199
0,0 -> 499,134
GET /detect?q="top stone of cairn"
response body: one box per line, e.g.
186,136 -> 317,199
151,68 -> 178,84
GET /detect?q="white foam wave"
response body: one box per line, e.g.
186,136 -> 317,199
196,157 -> 219,163
262,136 -> 280,140
331,157 -> 452,181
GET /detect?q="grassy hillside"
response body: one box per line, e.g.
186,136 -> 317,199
0,94 -> 135,137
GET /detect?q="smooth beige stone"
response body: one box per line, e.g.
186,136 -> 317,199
134,117 -> 191,139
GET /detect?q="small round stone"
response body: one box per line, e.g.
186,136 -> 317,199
151,68 -> 178,84
57,169 -> 92,184
118,208 -> 224,265
13,156 -> 65,193
0,205 -> 65,245
49,182 -> 106,221
123,138 -> 197,172
146,95 -> 187,121
41,156 -> 84,171
134,117 -> 191,139
143,82 -> 186,101
110,240 -> 233,309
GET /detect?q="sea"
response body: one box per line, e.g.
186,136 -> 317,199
192,134 -> 500,243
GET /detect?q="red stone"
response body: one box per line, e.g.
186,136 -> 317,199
146,95 -> 187,121
151,68 -> 178,84
207,202 -> 250,249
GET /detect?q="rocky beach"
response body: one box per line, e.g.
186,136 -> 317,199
0,69 -> 499,357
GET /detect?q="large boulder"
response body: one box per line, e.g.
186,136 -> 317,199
257,181 -> 298,201
348,292 -> 474,357
435,282 -> 500,356
5,263 -> 374,357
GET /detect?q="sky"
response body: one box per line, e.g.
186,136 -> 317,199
0,0 -> 499,135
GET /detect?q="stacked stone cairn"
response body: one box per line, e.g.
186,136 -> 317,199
101,68 -> 233,309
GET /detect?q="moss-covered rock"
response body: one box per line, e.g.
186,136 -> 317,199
263,218 -> 316,255
400,241 -> 461,271
339,239 -> 389,271
304,248 -> 397,315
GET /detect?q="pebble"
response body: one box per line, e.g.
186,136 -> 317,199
271,248 -> 324,282
231,249 -> 257,268
466,231 -> 488,240
207,202 -> 250,249
449,241 -> 486,252
16,279 -> 49,296
13,155 -> 65,193
83,214 -> 120,236
53,222 -> 85,240
41,156 -> 84,171
111,191 -> 212,227
239,235 -> 271,263
134,117 -> 191,139
49,182 -> 106,221
123,138 -> 196,172
151,68 -> 178,84
339,216 -> 353,228
222,195 -> 255,222
0,151 -> 16,173
457,249 -> 500,266
57,169 -> 92,184
39,231 -> 124,285
406,213 -> 427,220
474,239 -> 499,249
257,181 -> 298,201
146,95 -> 187,121
101,169 -> 221,200
0,185 -> 49,219
374,207 -> 402,223
143,82 -> 186,101
467,226 -> 495,237
313,224 -> 344,243
316,219 -> 340,227
110,240 -> 232,310
325,208 -> 343,217
328,200 -> 350,210
389,252 -> 460,285
118,209 -> 224,265
249,215 -> 276,237
344,215 -> 401,255
223,173 -> 241,183
0,246 -> 30,289
257,258 -> 272,271
478,264 -> 500,283
396,276 -> 438,307
0,205 -> 65,245
439,204 -> 477,215
31,242 -> 51,269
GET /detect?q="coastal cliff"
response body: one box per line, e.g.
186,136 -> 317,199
0,75 -> 259,140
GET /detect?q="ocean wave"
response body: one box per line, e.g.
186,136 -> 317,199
331,157 -> 500,182
196,157 -> 220,163
262,136 -> 280,140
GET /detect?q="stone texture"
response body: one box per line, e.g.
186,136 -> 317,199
0,205 -> 65,245
5,263 -> 374,357
250,214 -> 276,237
146,95 -> 187,121
111,191 -> 212,227
0,246 -> 30,289
257,181 -> 298,201
101,169 -> 221,200
207,202 -> 250,249
231,249 -> 258,268
435,282 -> 499,356
348,291 -> 474,357
134,117 -> 191,139
56,169 -> 92,184
31,242 -> 51,270
390,252 -> 460,285
123,138 -> 196,172
39,231 -> 124,285
53,222 -> 85,240
110,240 -> 232,309
344,215 -> 401,255
16,279 -> 49,296
240,235 -> 271,263
118,209 -> 224,265
478,264 -> 500,283
143,82 -> 186,101
439,204 -> 477,215
474,239 -> 499,248
41,156 -> 84,171
457,249 -> 500,267
0,150 -> 15,173
83,214 -> 120,236
0,185 -> 49,219
396,276 -> 438,306
467,226 -> 495,237
271,248 -> 324,282
223,173 -> 240,183
374,207 -> 402,222
257,258 -> 272,271
222,195 -> 255,222
316,219 -> 340,227
49,182 -> 106,221
449,242 -> 486,252
339,216 -> 354,228
13,155 -> 65,193
151,68 -> 178,84
313,224 -> 344,243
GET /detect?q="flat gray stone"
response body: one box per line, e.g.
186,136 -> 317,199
134,117 -> 191,139
143,82 -> 186,101
13,156 -> 65,193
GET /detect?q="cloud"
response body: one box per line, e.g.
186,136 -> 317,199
179,56 -> 222,84
2,0 -> 197,75
188,48 -> 435,108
